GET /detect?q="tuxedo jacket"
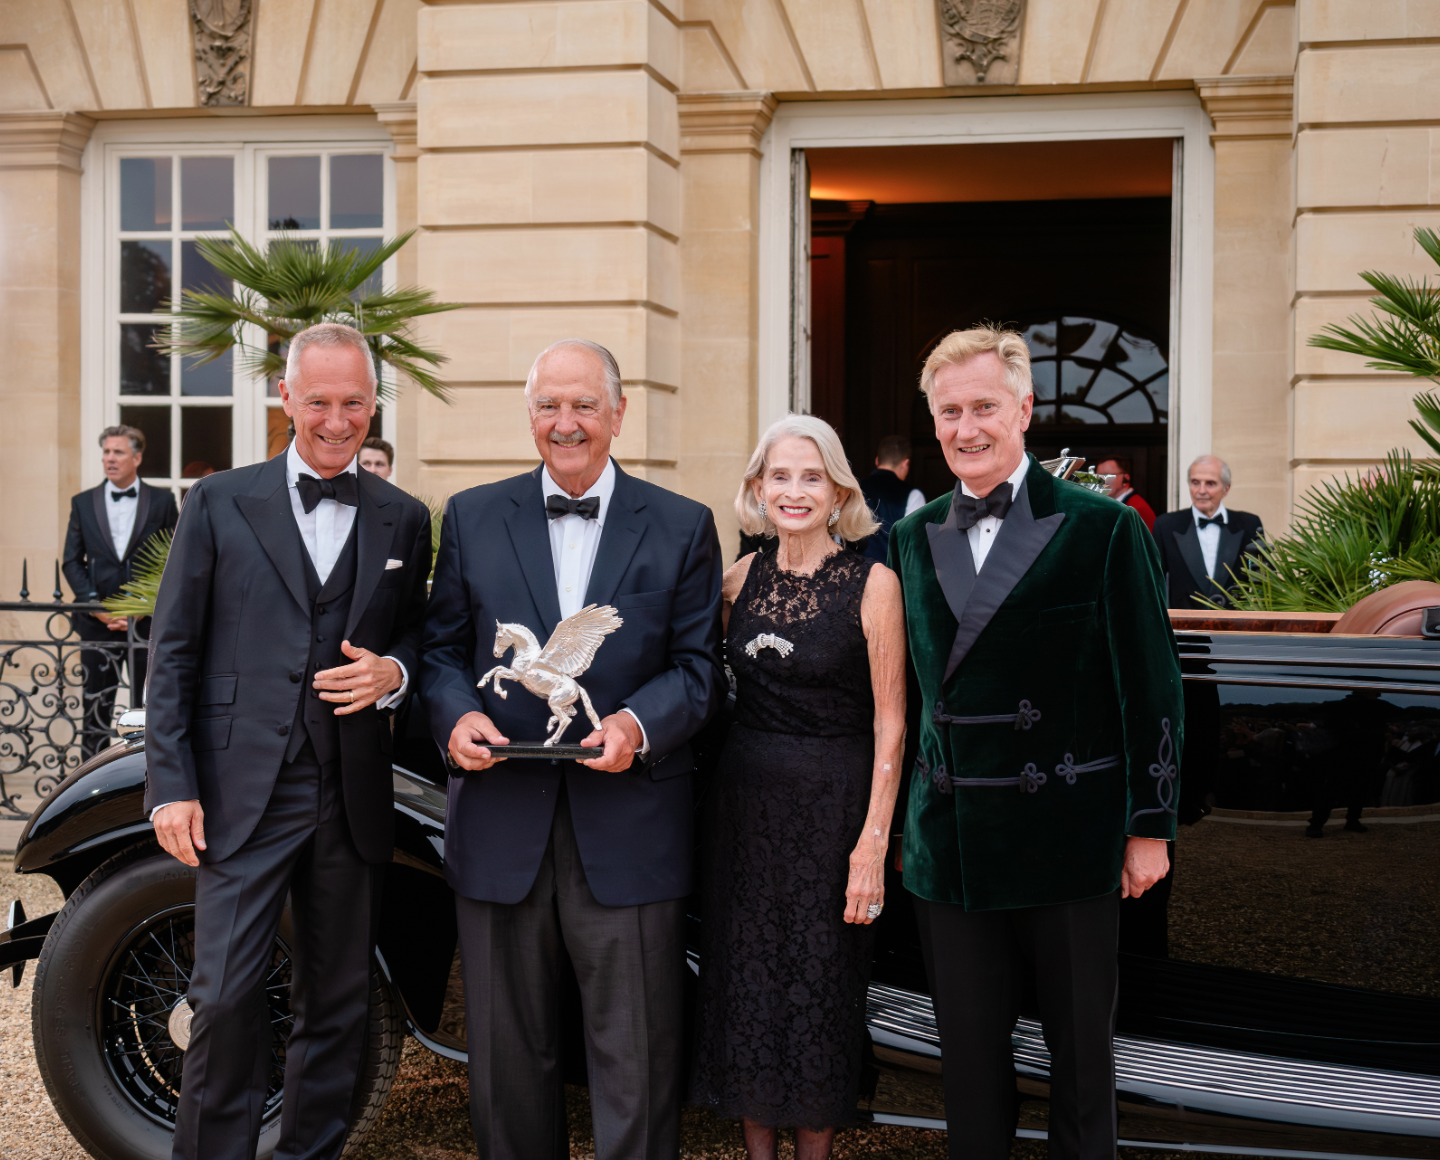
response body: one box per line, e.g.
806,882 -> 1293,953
419,461 -> 725,907
143,453 -> 432,864
1151,508 -> 1265,609
889,456 -> 1184,912
63,481 -> 178,636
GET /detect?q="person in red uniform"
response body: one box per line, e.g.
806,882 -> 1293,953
1096,456 -> 1156,531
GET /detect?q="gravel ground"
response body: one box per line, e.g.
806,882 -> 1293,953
2,861 -> 1233,1160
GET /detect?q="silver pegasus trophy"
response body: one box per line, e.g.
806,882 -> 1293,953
477,604 -> 624,748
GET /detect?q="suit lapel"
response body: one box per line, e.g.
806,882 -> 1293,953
944,459 -> 1065,681
504,468 -> 565,635
345,469 -> 399,639
121,483 -> 153,561
925,492 -> 977,624
91,485 -> 119,564
585,461 -> 647,608
1215,520 -> 1245,588
235,453 -> 312,616
1171,520 -> 1213,597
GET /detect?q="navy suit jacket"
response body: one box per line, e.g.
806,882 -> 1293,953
1152,508 -> 1265,609
420,461 -> 725,907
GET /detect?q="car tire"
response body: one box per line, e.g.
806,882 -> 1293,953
31,843 -> 401,1160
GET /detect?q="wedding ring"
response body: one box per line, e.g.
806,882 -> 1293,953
348,690 -> 356,703
866,902 -> 883,919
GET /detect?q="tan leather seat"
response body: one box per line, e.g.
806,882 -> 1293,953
1331,580 -> 1440,635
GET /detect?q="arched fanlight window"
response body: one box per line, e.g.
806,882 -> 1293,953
1021,316 -> 1168,426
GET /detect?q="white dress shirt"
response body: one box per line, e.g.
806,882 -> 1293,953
960,455 -> 1031,572
106,479 -> 140,558
540,460 -> 648,752
1193,502 -> 1229,580
903,488 -> 926,517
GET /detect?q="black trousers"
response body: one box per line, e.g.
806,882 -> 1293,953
79,622 -> 148,759
455,784 -> 686,1160
172,744 -> 382,1160
913,891 -> 1120,1160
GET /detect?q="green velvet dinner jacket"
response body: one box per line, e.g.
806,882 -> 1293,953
890,454 -> 1184,912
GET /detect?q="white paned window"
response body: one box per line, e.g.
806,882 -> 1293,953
88,123 -> 394,499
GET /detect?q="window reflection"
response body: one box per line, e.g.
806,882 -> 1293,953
119,406 -> 171,477
181,240 -> 232,298
120,241 -> 171,313
332,237 -> 384,298
181,348 -> 233,397
1021,315 -> 1168,426
181,157 -> 234,230
329,155 -> 383,228
268,156 -> 321,230
120,324 -> 169,395
120,158 -> 172,231
181,407 -> 232,474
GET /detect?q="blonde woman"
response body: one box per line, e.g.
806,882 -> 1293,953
690,415 -> 907,1160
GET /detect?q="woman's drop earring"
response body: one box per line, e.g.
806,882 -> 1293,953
828,507 -> 841,528
759,501 -> 768,521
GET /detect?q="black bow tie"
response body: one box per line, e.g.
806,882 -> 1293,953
546,494 -> 601,521
110,487 -> 137,501
296,472 -> 358,514
1198,515 -> 1225,531
952,482 -> 1014,531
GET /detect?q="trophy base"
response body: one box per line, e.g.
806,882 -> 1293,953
486,742 -> 594,760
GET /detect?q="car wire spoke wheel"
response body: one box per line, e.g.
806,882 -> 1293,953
97,904 -> 294,1126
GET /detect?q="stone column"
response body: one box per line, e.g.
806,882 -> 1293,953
374,101 -> 422,494
412,0 -> 681,502
678,93 -> 776,559
1291,6 -> 1440,507
1196,76 -> 1294,533
0,112 -> 94,601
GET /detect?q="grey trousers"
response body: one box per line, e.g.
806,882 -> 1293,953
455,785 -> 686,1160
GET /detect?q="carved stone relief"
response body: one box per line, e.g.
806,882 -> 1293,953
938,0 -> 1025,86
191,0 -> 252,107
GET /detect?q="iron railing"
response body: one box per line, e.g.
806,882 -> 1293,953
0,561 -> 147,819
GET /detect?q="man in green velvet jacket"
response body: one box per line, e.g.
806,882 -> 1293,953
889,326 -> 1183,1160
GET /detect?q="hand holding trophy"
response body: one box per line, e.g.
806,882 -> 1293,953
473,604 -> 624,759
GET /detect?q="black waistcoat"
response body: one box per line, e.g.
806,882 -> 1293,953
861,468 -> 912,562
285,521 -> 360,766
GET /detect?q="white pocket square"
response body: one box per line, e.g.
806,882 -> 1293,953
384,558 -> 404,570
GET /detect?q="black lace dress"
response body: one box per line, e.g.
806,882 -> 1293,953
690,548 -> 879,1130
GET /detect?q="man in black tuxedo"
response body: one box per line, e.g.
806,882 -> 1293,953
145,323 -> 431,1160
1152,455 -> 1265,609
421,338 -> 725,1159
62,425 -> 179,756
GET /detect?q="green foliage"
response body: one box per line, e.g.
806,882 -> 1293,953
158,228 -> 462,402
102,530 -> 173,619
1219,452 -> 1440,612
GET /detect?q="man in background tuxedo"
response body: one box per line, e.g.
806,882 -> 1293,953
861,434 -> 927,562
145,323 -> 431,1160
1152,455 -> 1265,609
421,338 -> 724,1159
63,425 -> 178,756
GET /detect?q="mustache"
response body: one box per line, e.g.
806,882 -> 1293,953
549,432 -> 586,447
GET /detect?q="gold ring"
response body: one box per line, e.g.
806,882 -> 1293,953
348,690 -> 355,702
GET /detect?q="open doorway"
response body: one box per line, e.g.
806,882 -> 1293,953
806,139 -> 1175,513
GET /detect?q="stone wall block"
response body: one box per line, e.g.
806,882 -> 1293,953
1293,379 -> 1436,460
131,0 -> 198,109
251,0 -> 318,106
1298,46 -> 1440,125
1296,128 -> 1432,208
420,72 -> 678,158
610,384 -> 678,464
1016,0 -> 1104,85
1295,210 -> 1440,292
1299,0 -> 1440,43
860,0 -> 943,89
1293,295 -> 1400,376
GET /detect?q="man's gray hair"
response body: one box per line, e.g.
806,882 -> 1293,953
284,322 -> 378,391
99,424 -> 146,455
1190,455 -> 1232,488
524,338 -> 624,409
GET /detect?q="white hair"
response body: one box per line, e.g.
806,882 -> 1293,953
524,338 -> 624,409
1190,455 -> 1232,488
284,322 -> 377,391
736,415 -> 880,542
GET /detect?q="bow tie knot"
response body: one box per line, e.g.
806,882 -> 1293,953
296,472 -> 358,514
952,481 -> 1014,531
1197,515 -> 1225,531
110,487 -> 137,501
546,494 -> 601,521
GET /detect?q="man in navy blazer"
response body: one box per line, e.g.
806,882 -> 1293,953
420,339 -> 725,1159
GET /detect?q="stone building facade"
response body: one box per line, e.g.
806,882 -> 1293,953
1,0 -> 1434,585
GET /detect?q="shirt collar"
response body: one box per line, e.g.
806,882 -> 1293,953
1193,503 -> 1228,526
959,453 -> 1030,501
541,458 -> 616,526
105,479 -> 138,497
286,440 -> 358,489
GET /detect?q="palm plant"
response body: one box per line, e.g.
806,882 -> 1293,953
159,228 -> 461,401
1217,226 -> 1440,611
103,531 -> 173,619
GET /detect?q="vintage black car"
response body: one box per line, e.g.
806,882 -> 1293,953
3,611 -> 1439,1160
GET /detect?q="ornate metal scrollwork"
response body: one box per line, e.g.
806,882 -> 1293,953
937,0 -> 1026,85
191,0 -> 253,107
